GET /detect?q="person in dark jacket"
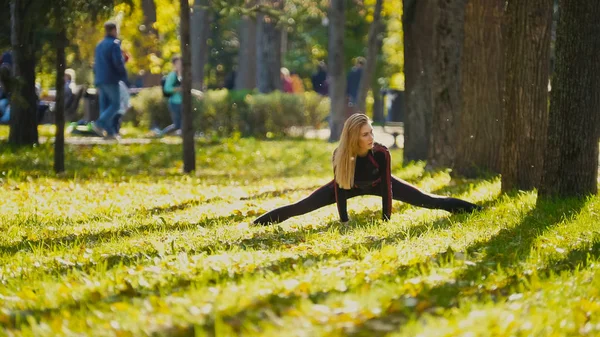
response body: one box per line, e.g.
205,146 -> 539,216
311,61 -> 328,96
346,57 -> 365,104
91,22 -> 128,138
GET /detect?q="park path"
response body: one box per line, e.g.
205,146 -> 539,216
27,126 -> 404,148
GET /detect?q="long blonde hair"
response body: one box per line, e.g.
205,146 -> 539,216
333,113 -> 371,189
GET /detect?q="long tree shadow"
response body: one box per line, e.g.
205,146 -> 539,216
351,196 -> 590,336
1,176 -> 501,331
3,197 -> 503,331
0,212 -> 247,257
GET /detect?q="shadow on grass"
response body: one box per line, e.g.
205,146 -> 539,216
1,175 -> 500,333
2,196 -> 502,332
350,196 -> 590,336
0,137 -> 338,183
0,212 -> 246,257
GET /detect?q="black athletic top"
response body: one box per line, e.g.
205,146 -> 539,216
334,143 -> 392,222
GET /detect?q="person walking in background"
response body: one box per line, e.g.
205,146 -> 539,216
156,55 -> 183,136
311,61 -> 328,96
290,71 -> 305,94
91,22 -> 128,139
112,51 -> 131,135
346,57 -> 365,104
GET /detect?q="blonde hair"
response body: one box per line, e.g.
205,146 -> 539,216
333,113 -> 371,189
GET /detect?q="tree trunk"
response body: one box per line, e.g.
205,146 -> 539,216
141,0 -> 158,36
191,0 -> 210,90
501,0 -> 552,192
402,0 -> 434,162
180,0 -> 195,173
372,80 -> 383,123
140,0 -> 162,86
328,0 -> 346,142
428,0 -> 466,169
256,0 -> 283,94
9,0 -> 39,145
235,8 -> 258,90
356,0 -> 384,113
453,0 -> 504,178
538,0 -> 600,198
54,26 -> 66,173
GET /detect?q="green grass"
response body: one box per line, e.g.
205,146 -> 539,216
1,126 -> 599,336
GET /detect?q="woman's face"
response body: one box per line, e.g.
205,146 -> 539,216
357,123 -> 374,153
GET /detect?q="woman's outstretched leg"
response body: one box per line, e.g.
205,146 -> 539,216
391,176 -> 482,213
253,181 -> 338,225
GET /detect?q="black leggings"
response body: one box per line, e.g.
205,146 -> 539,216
253,176 -> 480,224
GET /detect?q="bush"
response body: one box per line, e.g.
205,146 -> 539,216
128,87 -> 170,129
129,87 -> 330,137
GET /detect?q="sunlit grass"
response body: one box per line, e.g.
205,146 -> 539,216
1,127 -> 599,336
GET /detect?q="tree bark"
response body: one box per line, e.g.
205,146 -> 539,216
191,0 -> 210,90
235,6 -> 258,90
501,0 -> 552,192
402,0 -> 434,162
428,0 -> 466,169
9,0 -> 39,145
539,0 -> 600,198
140,0 -> 162,86
356,0 -> 384,113
54,26 -> 66,173
141,0 -> 158,36
180,0 -> 195,173
372,80 -> 383,123
454,0 -> 504,178
327,0 -> 346,142
256,0 -> 283,93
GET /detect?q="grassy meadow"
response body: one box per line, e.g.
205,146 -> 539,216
0,127 -> 599,336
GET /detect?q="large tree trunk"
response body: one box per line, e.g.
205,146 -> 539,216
256,0 -> 283,93
141,0 -> 158,38
501,0 -> 552,192
427,0 -> 466,169
235,0 -> 258,91
140,0 -> 162,86
180,0 -> 195,173
539,1 -> 600,198
402,0 -> 434,163
54,27 -> 66,173
453,0 -> 504,178
327,0 -> 346,142
191,0 -> 210,90
356,0 -> 384,113
235,13 -> 257,90
9,0 -> 39,145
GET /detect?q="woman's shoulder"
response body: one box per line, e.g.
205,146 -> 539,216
372,143 -> 391,162
372,142 -> 389,154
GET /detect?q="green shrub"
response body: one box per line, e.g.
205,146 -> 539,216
128,87 -> 170,129
130,87 -> 330,137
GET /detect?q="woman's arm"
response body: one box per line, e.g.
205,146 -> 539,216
375,147 -> 392,220
332,149 -> 349,223
335,183 -> 349,222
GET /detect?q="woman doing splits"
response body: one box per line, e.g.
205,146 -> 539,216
253,113 -> 481,225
